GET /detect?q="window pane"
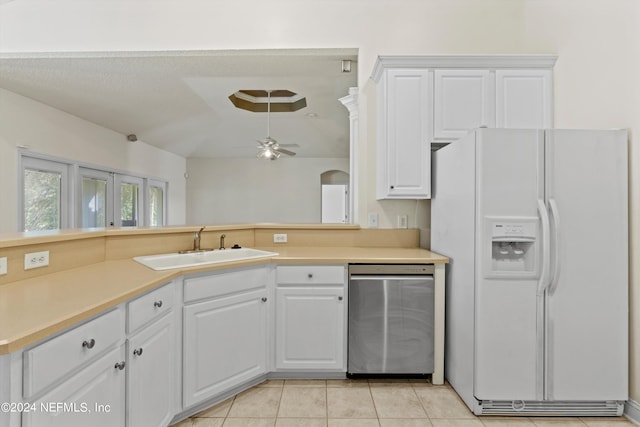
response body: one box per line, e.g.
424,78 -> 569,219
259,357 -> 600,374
82,177 -> 107,228
149,186 -> 164,226
24,169 -> 61,231
120,182 -> 139,226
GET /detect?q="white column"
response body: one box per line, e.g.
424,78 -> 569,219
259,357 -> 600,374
339,87 -> 359,224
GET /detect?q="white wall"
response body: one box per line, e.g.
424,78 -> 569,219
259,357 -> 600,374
0,89 -> 187,231
1,0 -> 639,406
186,157 -> 348,224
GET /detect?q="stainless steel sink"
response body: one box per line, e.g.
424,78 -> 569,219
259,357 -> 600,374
133,248 -> 279,271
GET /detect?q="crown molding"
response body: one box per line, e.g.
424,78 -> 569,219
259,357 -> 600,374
370,55 -> 558,82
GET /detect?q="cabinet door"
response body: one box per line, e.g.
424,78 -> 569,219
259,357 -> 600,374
23,346 -> 126,427
127,314 -> 174,427
496,69 -> 552,129
434,69 -> 495,140
275,287 -> 345,370
377,68 -> 432,199
183,289 -> 267,408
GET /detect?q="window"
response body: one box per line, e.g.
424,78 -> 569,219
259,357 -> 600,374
20,157 -> 71,231
147,179 -> 167,227
20,153 -> 168,231
79,168 -> 113,228
115,175 -> 144,227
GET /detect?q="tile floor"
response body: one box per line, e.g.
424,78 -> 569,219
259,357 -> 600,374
173,379 -> 638,427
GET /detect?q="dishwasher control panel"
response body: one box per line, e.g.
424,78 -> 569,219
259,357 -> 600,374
349,264 -> 435,276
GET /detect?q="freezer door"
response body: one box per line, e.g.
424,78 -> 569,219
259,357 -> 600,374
544,130 -> 628,400
348,276 -> 434,374
474,129 -> 544,401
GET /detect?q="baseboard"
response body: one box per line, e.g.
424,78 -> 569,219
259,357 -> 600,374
625,399 -> 640,425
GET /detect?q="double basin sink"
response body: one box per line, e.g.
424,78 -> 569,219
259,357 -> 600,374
134,248 -> 279,271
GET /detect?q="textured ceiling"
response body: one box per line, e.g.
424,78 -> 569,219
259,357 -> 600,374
0,48 -> 358,158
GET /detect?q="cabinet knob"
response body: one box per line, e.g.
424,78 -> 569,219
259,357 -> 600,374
308,273 -> 313,279
133,348 -> 143,356
390,185 -> 395,189
338,296 -> 343,301
82,339 -> 96,349
154,300 -> 163,308
261,297 -> 267,302
114,361 -> 126,370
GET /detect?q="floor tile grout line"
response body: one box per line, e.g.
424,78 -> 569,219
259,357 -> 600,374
273,382 -> 284,422
324,383 -> 329,425
411,382 -> 435,423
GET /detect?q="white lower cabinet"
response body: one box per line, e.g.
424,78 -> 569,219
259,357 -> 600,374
22,345 -> 126,427
14,263 -> 352,426
127,314 -> 174,427
182,267 -> 268,408
275,287 -> 345,370
126,281 -> 176,427
275,266 -> 346,371
19,282 -> 178,427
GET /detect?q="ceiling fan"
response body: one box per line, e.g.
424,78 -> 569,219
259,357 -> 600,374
257,90 -> 297,160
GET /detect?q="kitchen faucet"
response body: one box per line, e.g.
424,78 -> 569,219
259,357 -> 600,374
219,234 -> 226,250
193,226 -> 206,251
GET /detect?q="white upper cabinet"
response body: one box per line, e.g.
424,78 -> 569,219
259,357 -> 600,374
496,69 -> 553,129
376,68 -> 433,199
371,55 -> 556,200
433,69 -> 495,141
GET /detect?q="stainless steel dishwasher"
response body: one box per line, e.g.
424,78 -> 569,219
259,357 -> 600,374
347,264 -> 434,376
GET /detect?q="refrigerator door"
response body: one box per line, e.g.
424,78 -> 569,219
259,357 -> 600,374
544,130 -> 628,400
474,129 -> 545,400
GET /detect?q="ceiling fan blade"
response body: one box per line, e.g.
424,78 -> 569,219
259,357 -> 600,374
276,147 -> 297,156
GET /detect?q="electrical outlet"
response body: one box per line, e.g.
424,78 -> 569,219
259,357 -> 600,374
368,212 -> 379,228
24,250 -> 49,270
397,214 -> 408,229
0,257 -> 7,275
273,234 -> 288,243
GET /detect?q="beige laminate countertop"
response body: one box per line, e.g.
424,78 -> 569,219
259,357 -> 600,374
0,246 -> 447,355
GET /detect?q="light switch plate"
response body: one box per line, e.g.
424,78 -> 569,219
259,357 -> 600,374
0,257 -> 6,275
397,214 -> 408,229
368,213 -> 379,228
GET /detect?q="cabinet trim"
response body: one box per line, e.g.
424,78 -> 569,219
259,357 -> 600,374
371,55 -> 558,82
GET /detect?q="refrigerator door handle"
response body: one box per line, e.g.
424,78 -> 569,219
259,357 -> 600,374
537,199 -> 551,296
548,198 -> 561,295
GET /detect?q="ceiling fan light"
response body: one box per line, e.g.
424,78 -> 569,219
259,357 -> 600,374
267,148 -> 281,159
257,146 -> 280,160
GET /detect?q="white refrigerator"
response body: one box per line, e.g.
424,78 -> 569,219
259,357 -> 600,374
431,128 -> 628,416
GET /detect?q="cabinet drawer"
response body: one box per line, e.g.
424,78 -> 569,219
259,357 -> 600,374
276,266 -> 345,285
127,282 -> 174,333
184,266 -> 268,303
23,307 -> 125,399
